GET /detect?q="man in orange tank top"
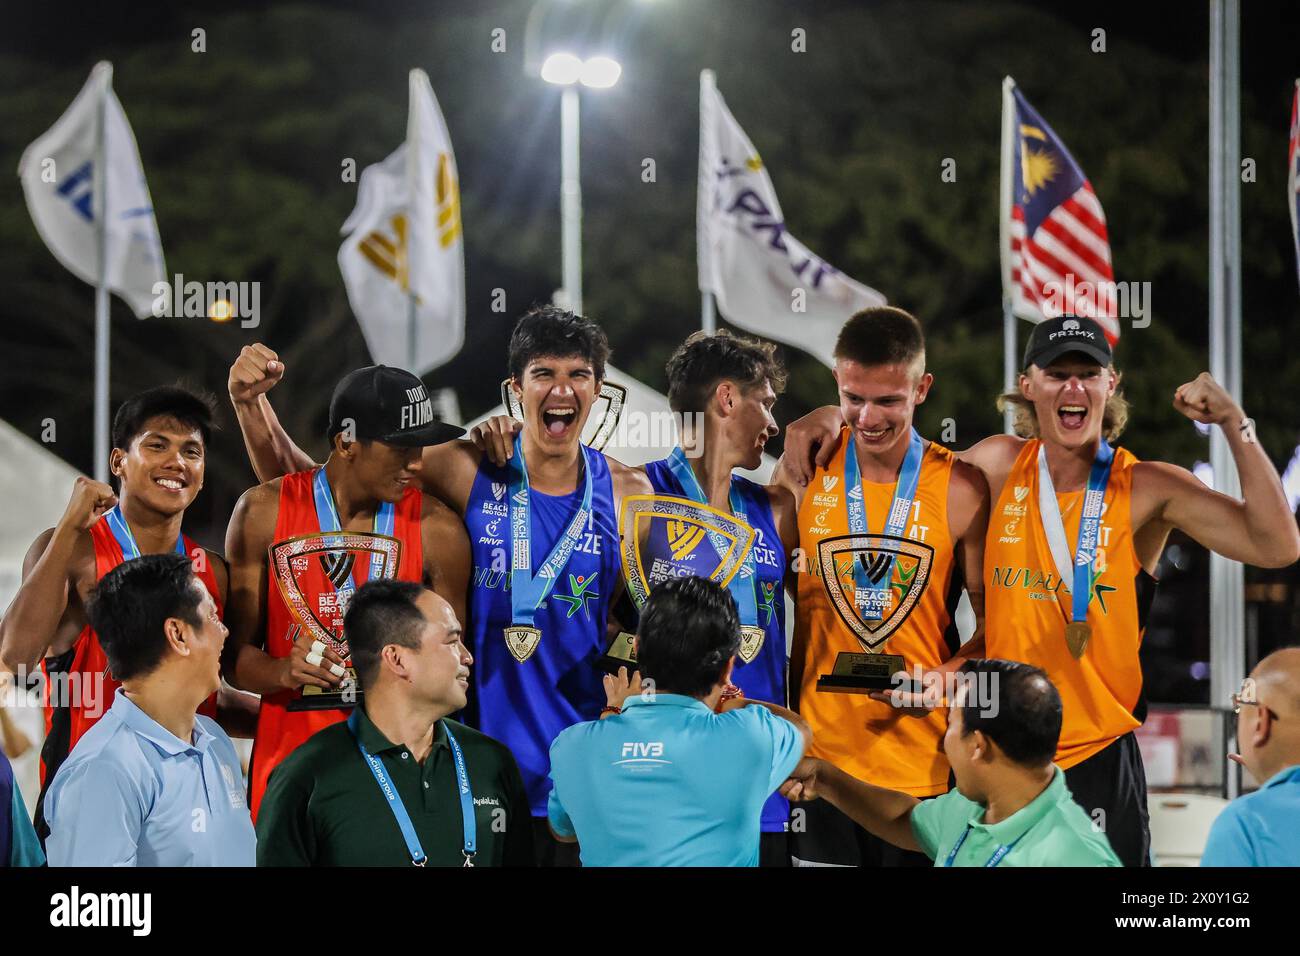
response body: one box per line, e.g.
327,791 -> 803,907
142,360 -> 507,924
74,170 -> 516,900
772,307 -> 991,867
783,315 -> 1300,866
0,387 -> 251,842
223,364 -> 471,820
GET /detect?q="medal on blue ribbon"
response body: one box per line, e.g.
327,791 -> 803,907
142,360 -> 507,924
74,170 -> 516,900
1036,440 -> 1114,658
842,429 -> 925,622
664,447 -> 766,663
505,433 -> 595,663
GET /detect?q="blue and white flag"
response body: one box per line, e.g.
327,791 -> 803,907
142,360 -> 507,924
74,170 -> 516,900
697,70 -> 886,368
18,62 -> 165,319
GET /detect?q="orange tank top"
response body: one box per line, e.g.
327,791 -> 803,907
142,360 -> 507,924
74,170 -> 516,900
984,439 -> 1156,769
39,520 -> 222,785
793,428 -> 962,796
248,468 -> 424,820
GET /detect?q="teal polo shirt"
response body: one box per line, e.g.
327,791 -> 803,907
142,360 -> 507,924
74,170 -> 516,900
1201,764 -> 1300,867
910,766 -> 1120,867
547,694 -> 804,866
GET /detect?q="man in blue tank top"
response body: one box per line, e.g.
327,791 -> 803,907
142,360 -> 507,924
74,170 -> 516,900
420,307 -> 653,864
474,330 -> 801,865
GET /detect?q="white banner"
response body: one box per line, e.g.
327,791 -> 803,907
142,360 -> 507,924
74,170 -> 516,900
697,70 -> 885,368
339,68 -> 465,375
18,62 -> 165,319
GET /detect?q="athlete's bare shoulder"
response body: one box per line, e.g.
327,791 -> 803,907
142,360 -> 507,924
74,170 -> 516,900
24,526 -> 96,592
606,455 -> 654,497
420,439 -> 482,514
228,477 -> 283,545
956,433 -> 1025,499
419,487 -> 465,531
946,456 -> 992,540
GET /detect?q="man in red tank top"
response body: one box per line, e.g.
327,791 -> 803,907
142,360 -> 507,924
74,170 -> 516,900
0,387 -> 246,841
223,364 -> 471,820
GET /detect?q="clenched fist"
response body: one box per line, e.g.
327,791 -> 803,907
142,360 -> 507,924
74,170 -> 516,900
57,476 -> 118,534
1173,372 -> 1243,428
229,344 -> 285,405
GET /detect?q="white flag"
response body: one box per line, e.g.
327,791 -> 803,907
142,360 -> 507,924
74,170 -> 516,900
18,62 -> 165,319
339,69 -> 465,375
697,70 -> 885,368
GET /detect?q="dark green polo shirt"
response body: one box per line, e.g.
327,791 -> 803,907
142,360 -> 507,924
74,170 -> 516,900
256,708 -> 533,866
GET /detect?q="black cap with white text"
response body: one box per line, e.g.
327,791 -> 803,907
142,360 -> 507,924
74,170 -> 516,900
1022,316 -> 1112,370
327,365 -> 465,447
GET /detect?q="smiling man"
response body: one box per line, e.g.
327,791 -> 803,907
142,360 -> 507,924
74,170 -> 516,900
782,314 -> 1300,866
772,306 -> 991,867
224,364 -> 470,820
0,386 -> 235,842
256,580 -> 532,867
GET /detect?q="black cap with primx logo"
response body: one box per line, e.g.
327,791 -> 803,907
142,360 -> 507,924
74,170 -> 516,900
1023,315 -> 1113,370
327,365 -> 465,447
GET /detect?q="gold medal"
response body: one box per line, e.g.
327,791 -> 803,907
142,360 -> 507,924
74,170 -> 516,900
1064,621 -> 1091,659
504,625 -> 543,663
738,625 -> 766,664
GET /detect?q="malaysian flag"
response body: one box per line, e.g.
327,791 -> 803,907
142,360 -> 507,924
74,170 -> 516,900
1289,80 -> 1300,290
1000,78 -> 1119,343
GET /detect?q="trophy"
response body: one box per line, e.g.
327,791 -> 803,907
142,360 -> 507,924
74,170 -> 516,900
814,533 -> 934,692
600,494 -> 757,674
501,378 -> 627,452
270,531 -> 402,712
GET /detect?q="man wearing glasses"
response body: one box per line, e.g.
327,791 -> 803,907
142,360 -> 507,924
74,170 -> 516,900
1202,648 -> 1300,866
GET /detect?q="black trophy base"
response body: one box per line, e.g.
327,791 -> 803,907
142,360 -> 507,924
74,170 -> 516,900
287,689 -> 362,712
816,673 -> 895,693
595,655 -> 639,676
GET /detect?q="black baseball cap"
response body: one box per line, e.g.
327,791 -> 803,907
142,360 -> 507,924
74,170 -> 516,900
327,365 -> 465,447
1023,316 -> 1112,370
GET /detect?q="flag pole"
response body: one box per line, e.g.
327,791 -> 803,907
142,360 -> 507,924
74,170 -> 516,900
93,65 -> 112,482
405,69 -> 419,371
998,76 -> 1017,435
702,292 -> 716,334
1209,0 -> 1245,800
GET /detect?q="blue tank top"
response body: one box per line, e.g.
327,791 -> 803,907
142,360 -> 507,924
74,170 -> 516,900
644,456 -> 790,833
463,448 -> 620,816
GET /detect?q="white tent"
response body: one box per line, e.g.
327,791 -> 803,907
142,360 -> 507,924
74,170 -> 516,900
0,418 -> 82,812
465,363 -> 779,483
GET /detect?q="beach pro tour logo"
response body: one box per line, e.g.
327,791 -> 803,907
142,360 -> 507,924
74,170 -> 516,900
818,534 -> 934,650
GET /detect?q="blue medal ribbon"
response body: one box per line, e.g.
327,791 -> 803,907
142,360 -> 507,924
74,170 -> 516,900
311,466 -> 396,601
943,824 -> 1025,868
348,711 -> 477,866
508,433 -> 595,628
103,505 -> 186,560
841,429 -> 925,621
664,446 -> 760,630
1035,440 -> 1114,625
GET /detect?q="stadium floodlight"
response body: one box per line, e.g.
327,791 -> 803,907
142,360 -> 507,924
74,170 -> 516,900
579,56 -> 622,89
541,52 -> 583,85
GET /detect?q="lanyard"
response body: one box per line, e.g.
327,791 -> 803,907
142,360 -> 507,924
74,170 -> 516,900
103,505 -> 186,561
664,447 -> 760,629
943,824 -> 1024,868
348,711 -> 477,867
312,466 -> 395,597
1035,440 -> 1113,624
508,433 -> 595,628
841,429 -> 925,620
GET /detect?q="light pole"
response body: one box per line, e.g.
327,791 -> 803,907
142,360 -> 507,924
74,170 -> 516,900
537,52 -> 621,315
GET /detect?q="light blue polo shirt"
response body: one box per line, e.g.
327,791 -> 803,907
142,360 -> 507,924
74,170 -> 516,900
1201,764 -> 1300,867
547,694 -> 804,866
45,691 -> 255,867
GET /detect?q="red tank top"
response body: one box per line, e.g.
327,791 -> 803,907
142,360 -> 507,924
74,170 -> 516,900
39,519 -> 223,784
248,468 -> 424,820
